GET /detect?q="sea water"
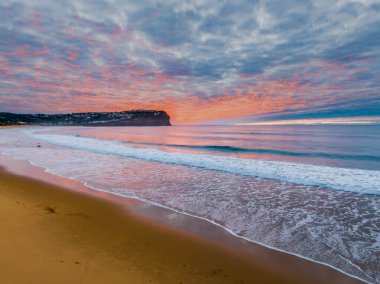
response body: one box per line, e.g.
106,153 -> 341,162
1,125 -> 379,283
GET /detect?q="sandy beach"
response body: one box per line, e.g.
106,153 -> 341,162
0,166 -> 307,284
0,152 -> 366,284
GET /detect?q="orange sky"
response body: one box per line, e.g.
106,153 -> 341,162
1,1 -> 379,124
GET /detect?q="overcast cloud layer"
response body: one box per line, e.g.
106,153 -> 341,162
0,0 -> 379,123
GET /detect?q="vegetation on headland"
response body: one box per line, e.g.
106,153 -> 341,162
0,110 -> 171,126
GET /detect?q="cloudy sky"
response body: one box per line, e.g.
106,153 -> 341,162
0,0 -> 379,124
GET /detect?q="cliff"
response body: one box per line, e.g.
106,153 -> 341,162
0,110 -> 171,126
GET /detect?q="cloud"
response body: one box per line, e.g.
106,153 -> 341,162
0,0 -> 379,123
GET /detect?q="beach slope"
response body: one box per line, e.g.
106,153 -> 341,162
0,168 -> 307,284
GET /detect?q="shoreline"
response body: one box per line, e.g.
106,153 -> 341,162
0,153 -> 366,283
0,164 -> 296,284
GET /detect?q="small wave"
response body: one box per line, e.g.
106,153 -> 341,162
122,141 -> 380,162
206,131 -> 313,137
24,130 -> 380,195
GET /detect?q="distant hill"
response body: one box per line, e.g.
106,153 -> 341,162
0,110 -> 171,126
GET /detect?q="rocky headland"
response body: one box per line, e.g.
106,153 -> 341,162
0,110 -> 171,126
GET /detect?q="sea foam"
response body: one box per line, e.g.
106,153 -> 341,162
25,129 -> 380,195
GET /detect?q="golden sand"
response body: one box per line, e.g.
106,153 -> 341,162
0,168 -> 305,284
0,166 -> 364,284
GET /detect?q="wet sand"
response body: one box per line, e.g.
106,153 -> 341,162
0,153 -> 365,284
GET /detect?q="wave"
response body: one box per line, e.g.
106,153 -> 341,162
129,141 -> 380,161
203,131 -> 315,137
25,130 -> 380,195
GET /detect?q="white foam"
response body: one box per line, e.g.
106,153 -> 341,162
25,129 -> 380,195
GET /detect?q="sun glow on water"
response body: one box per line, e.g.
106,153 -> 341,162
235,116 -> 380,126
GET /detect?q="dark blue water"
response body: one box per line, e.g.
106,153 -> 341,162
49,124 -> 380,170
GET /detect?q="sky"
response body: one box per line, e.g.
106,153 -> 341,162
0,0 -> 379,124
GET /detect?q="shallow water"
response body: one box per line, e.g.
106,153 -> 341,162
1,125 -> 379,283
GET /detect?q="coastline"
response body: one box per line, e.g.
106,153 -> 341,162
0,153 -> 366,284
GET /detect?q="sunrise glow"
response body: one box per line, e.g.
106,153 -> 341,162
0,1 -> 379,124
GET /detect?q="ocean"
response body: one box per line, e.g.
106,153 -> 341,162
1,125 -> 379,283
